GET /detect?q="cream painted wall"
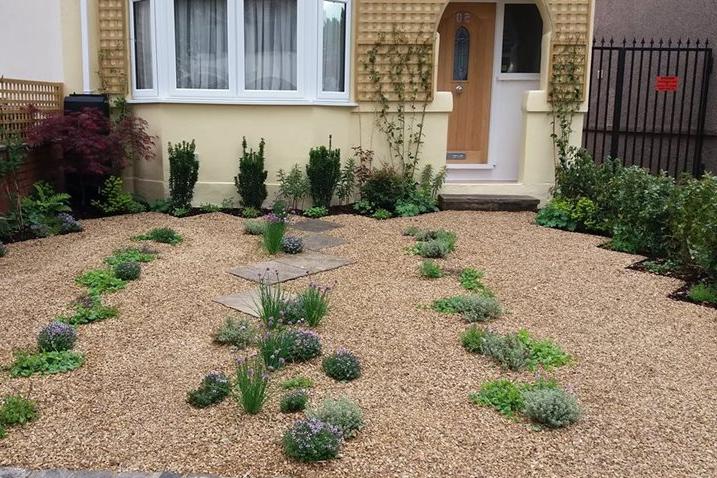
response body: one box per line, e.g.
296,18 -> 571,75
0,0 -> 64,82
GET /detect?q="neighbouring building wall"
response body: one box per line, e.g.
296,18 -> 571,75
594,0 -> 716,173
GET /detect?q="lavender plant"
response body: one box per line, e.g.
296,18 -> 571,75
234,356 -> 269,414
37,321 -> 76,352
322,348 -> 361,381
522,387 -> 580,428
282,418 -> 342,462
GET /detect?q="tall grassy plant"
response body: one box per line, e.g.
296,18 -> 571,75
262,215 -> 286,255
168,140 -> 199,210
235,137 -> 268,209
299,284 -> 331,327
234,357 -> 269,414
306,141 -> 341,208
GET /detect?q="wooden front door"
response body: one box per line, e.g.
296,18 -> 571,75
437,3 -> 496,165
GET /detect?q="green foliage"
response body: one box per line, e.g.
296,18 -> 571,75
415,240 -> 449,258
258,330 -> 294,371
360,166 -> 409,211
262,220 -> 286,255
336,157 -> 357,204
213,317 -> 256,348
7,181 -> 72,237
687,282 -> 717,305
10,350 -> 85,377
459,268 -> 487,292
304,206 -> 329,218
243,219 -> 266,235
469,379 -> 558,418
461,326 -> 486,354
395,202 -> 421,217
297,284 -> 331,327
134,227 -> 183,245
372,208 -> 392,220
420,259 -> 443,279
322,349 -> 361,381
536,198 -> 579,231
76,269 -> 126,295
282,376 -> 314,390
432,295 -> 502,322
418,164 -> 447,200
57,296 -> 118,326
0,395 -> 38,427
516,330 -> 571,370
255,274 -> 286,329
641,258 -> 682,276
522,387 -> 580,428
234,356 -> 269,414
168,140 -> 199,210
307,142 -> 341,208
186,372 -> 231,408
114,261 -> 141,281
235,137 -> 268,209
280,389 -> 309,413
393,166 -> 446,216
242,206 -> 261,218
282,417 -> 342,462
480,332 -> 531,371
199,203 -> 222,213
91,176 -> 146,215
307,396 -> 364,439
105,247 -> 157,267
287,329 -> 322,362
277,164 -> 310,210
353,199 -> 375,215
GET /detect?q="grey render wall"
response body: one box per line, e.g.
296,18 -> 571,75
593,0 -> 716,173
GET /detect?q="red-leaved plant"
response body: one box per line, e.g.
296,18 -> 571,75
27,107 -> 155,177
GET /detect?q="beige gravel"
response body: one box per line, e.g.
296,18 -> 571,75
0,211 -> 715,477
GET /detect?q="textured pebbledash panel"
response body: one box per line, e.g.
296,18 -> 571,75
355,0 -> 594,102
98,0 -> 128,95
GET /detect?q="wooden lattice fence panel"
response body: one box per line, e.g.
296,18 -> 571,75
99,0 -> 128,95
0,78 -> 63,141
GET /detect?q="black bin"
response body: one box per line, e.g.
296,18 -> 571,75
63,94 -> 110,117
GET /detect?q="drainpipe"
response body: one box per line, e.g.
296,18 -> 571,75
80,0 -> 91,93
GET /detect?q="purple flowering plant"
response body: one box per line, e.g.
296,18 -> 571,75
37,321 -> 77,352
235,355 -> 269,414
288,329 -> 322,362
282,417 -> 342,462
258,330 -> 293,371
322,348 -> 361,382
186,371 -> 231,408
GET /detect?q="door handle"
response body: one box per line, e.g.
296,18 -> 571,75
455,84 -> 464,95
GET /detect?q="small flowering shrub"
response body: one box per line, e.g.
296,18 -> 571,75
213,317 -> 256,349
280,297 -> 305,325
37,321 -> 76,352
104,247 -> 157,266
262,213 -> 286,254
420,259 -> 443,279
57,213 -> 83,234
288,329 -> 322,362
134,227 -> 183,245
298,283 -> 331,327
234,356 -> 269,414
244,219 -> 267,235
282,418 -> 342,462
522,387 -> 580,428
114,261 -> 141,281
307,396 -> 363,439
187,371 -> 231,408
58,296 -> 118,326
10,350 -> 85,377
282,235 -> 304,254
280,389 -> 309,413
76,269 -> 126,295
282,376 -> 314,390
258,330 -> 294,371
322,349 -> 361,381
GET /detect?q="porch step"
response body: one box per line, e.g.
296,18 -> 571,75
438,194 -> 540,212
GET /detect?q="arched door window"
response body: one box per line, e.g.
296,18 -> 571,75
453,26 -> 470,81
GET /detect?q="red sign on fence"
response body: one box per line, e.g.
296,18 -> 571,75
656,76 -> 679,92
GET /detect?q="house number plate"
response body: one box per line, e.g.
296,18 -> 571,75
447,152 -> 467,160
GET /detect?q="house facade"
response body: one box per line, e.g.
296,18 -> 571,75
0,0 -> 595,205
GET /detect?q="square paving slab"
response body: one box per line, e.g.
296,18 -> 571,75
302,234 -> 348,251
228,260 -> 308,284
275,251 -> 352,274
292,219 -> 343,233
214,288 -> 296,317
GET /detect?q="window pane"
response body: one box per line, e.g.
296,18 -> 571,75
501,4 -> 543,74
245,0 -> 298,91
174,0 -> 229,89
322,0 -> 346,92
133,0 -> 153,89
453,26 -> 470,81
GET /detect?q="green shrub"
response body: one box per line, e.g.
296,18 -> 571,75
134,227 -> 183,245
536,198 -> 578,231
114,261 -> 141,281
469,379 -> 525,417
522,388 -> 580,428
10,350 -> 85,377
395,201 -> 421,217
104,247 -> 157,266
459,268 -> 488,293
199,203 -> 222,213
360,166 -> 409,211
186,372 -> 231,408
258,330 -> 294,371
415,239 -> 450,258
353,199 -> 375,215
57,296 -> 118,326
91,176 -> 145,215
516,330 -> 571,370
37,321 -> 76,352
480,333 -> 531,371
168,140 -> 200,210
234,356 -> 269,414
76,269 -> 126,295
307,396 -> 363,439
235,137 -> 268,209
213,317 -> 256,348
307,144 -> 341,208
403,226 -> 421,237
336,157 -> 357,204
461,326 -> 487,354
434,295 -> 502,322
304,206 -> 329,218
323,349 -> 361,381
282,376 -> 314,390
288,329 -> 322,362
420,259 -> 443,279
242,206 -> 261,218
282,418 -> 342,462
687,282 -> 717,305
243,219 -> 266,235
0,395 -> 38,427
13,181 -> 72,238
372,208 -> 392,220
277,165 -> 310,210
280,389 -> 309,413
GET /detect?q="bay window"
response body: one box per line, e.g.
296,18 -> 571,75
129,0 -> 352,103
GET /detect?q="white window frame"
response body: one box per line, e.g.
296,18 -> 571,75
128,0 -> 353,105
129,0 -> 159,97
496,0 -> 542,82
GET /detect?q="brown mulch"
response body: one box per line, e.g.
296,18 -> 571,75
0,211 -> 715,477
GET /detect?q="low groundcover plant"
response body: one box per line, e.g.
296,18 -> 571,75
282,417 -> 343,462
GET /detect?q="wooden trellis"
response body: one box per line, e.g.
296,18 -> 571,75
98,0 -> 128,95
0,77 -> 63,141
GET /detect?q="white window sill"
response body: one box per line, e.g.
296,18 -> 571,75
447,163 -> 496,170
127,97 -> 358,107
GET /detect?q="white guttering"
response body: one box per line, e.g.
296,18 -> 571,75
80,0 -> 91,93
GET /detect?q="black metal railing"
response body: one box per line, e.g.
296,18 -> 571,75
583,38 -> 713,177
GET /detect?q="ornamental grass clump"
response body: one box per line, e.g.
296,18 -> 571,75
282,235 -> 304,254
307,396 -> 364,439
280,389 -> 309,413
186,371 -> 231,409
262,213 -> 286,254
322,349 -> 361,381
258,330 -> 294,371
255,273 -> 287,329
282,417 -> 342,462
37,321 -> 76,352
287,329 -> 322,362
213,317 -> 256,349
114,261 -> 141,281
234,356 -> 269,414
298,283 -> 331,327
522,387 -> 580,429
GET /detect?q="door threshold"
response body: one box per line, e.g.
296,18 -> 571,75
446,163 -> 495,170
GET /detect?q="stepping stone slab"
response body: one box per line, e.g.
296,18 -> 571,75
292,219 -> 343,233
214,288 -> 296,317
228,260 -> 308,284
275,251 -> 352,274
302,234 -> 348,251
